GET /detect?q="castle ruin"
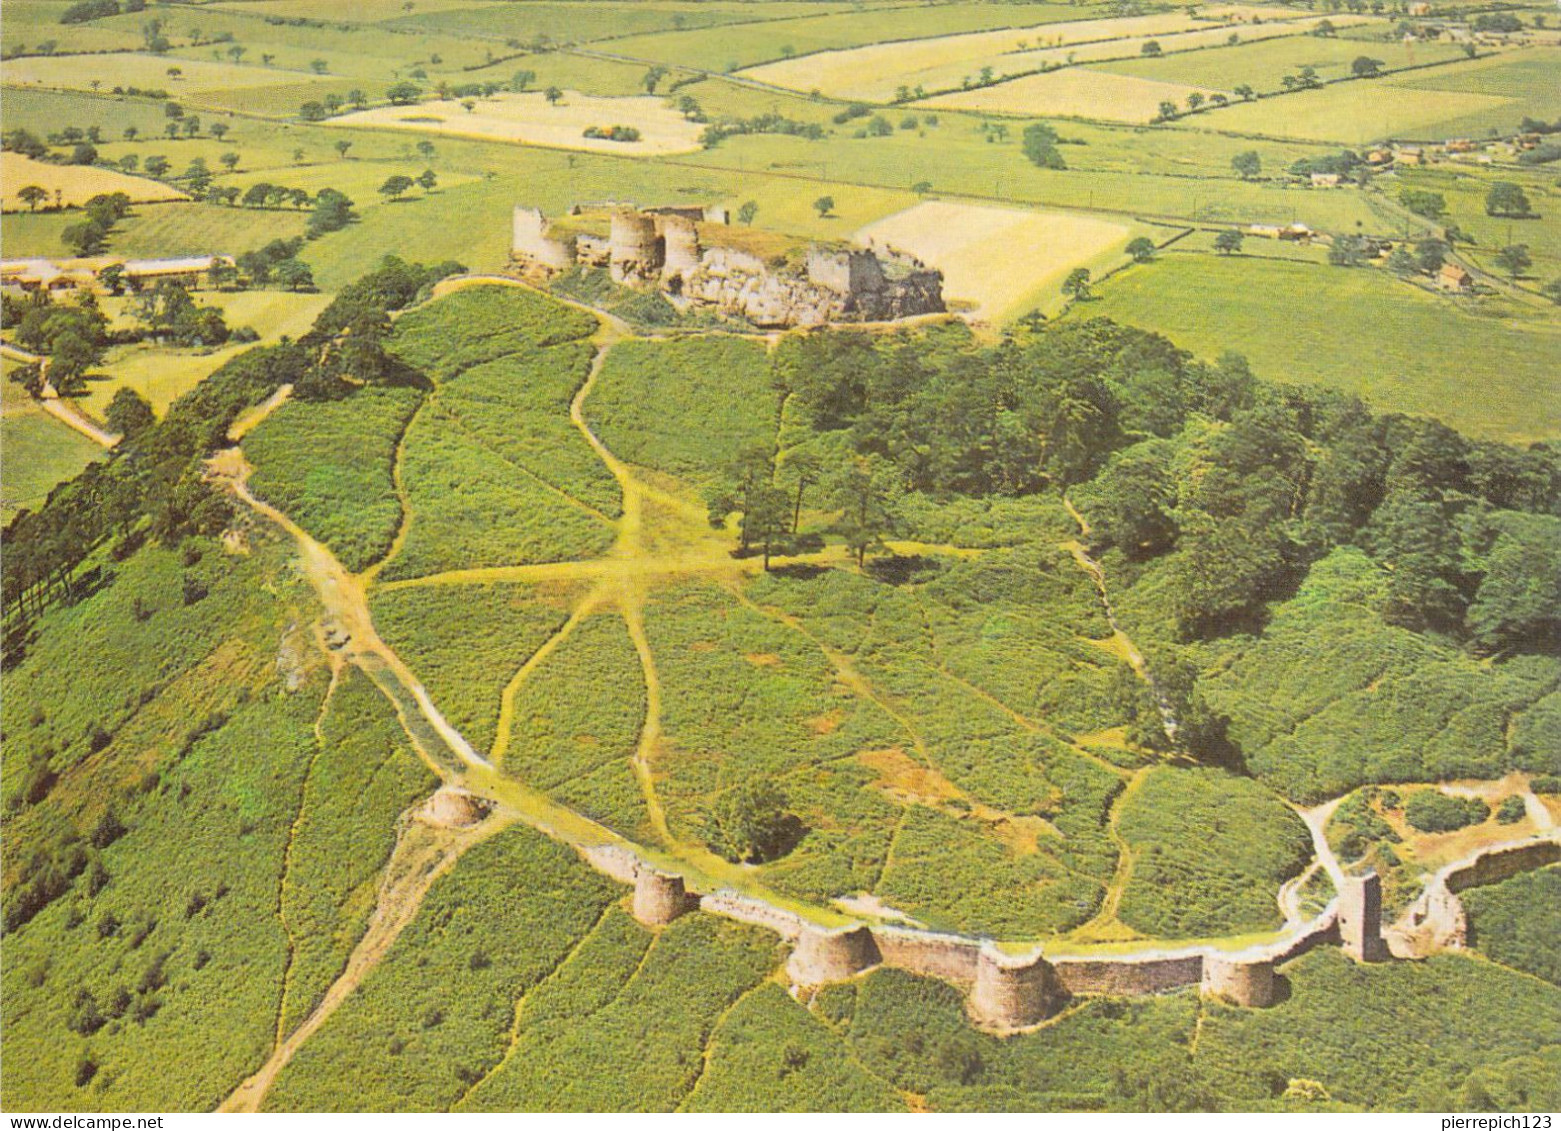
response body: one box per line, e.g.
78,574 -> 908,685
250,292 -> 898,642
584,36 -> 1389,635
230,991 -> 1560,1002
511,203 -> 944,328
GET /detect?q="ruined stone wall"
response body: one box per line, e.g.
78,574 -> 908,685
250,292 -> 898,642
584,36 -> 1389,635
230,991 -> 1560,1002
1261,908 -> 1340,965
1051,953 -> 1205,996
699,890 -> 807,942
871,926 -> 983,985
511,206 -> 574,274
1445,839 -> 1560,894
577,842 -> 640,885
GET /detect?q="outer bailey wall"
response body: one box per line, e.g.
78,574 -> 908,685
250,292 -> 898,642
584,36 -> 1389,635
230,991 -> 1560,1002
1052,954 -> 1204,996
699,891 -> 807,942
511,206 -> 574,271
871,926 -> 983,984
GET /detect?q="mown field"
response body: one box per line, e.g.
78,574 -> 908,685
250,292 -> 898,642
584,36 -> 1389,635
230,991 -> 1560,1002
1,370 -> 104,522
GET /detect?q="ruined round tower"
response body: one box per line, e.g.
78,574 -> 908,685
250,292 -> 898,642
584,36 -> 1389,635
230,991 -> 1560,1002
1338,871 -> 1389,962
660,213 -> 700,287
786,923 -> 880,985
1200,955 -> 1279,1007
967,945 -> 1064,1032
610,208 -> 663,283
631,865 -> 688,927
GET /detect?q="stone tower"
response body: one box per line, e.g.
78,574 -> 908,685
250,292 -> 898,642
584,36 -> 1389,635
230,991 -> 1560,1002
1338,871 -> 1389,962
968,945 -> 1064,1032
631,865 -> 688,927
609,208 -> 662,283
660,213 -> 700,287
1200,956 -> 1279,1007
786,923 -> 880,985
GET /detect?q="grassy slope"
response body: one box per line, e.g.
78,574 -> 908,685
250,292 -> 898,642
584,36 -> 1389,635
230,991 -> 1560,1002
1085,251 -> 1561,443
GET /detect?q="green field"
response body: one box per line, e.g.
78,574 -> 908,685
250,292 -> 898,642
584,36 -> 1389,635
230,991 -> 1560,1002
1085,251 -> 1561,443
1098,35 -> 1469,95
1,371 -> 105,522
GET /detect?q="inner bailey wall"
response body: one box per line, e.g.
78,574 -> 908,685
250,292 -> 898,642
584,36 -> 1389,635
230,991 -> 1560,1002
609,209 -> 663,283
1445,838 -> 1560,894
511,206 -> 574,273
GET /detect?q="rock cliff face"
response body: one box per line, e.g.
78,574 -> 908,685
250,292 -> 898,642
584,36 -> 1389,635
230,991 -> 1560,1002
511,203 -> 944,327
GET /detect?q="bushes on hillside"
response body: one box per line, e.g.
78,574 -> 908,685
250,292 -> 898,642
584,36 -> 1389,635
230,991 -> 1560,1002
1403,790 -> 1489,833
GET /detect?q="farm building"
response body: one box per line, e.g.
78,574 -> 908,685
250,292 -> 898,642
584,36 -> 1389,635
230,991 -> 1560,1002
0,255 -> 233,295
1437,264 -> 1473,292
1310,172 -> 1343,188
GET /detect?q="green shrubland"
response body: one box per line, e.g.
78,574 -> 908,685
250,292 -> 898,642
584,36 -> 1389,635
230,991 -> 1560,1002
370,582 -> 580,755
1115,767 -> 1312,938
1461,865 -> 1561,985
246,385 -> 424,572
264,828 -> 620,1111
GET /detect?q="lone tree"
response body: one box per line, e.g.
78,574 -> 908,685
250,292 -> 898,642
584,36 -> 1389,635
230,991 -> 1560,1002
1214,228 -> 1245,255
335,139 -> 353,159
813,194 -> 834,218
1125,236 -> 1156,263
1233,83 -> 1255,101
544,86 -> 563,106
702,782 -> 797,864
1231,150 -> 1261,180
105,387 -> 155,438
386,81 -> 422,106
17,184 -> 49,212
1141,39 -> 1162,55
1485,181 -> 1532,217
378,174 -> 415,202
1494,243 -> 1531,279
1351,55 -> 1384,77
736,200 -> 759,225
510,69 -> 536,92
1062,266 -> 1092,300
416,168 -> 437,192
1157,100 -> 1178,121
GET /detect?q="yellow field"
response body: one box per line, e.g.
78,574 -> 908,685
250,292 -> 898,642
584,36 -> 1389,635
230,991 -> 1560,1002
1200,76 -> 1518,144
2,51 -> 330,94
922,68 -> 1224,124
327,91 -> 705,155
741,6 -> 1301,99
854,200 -> 1133,321
1,153 -> 187,212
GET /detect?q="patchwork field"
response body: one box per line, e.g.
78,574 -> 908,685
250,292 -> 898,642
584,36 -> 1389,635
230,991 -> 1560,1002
855,201 -> 1135,320
327,92 -> 705,156
1200,47 -> 1561,142
1,153 -> 185,212
2,51 -> 334,96
742,7 -> 1314,100
922,68 -> 1226,124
